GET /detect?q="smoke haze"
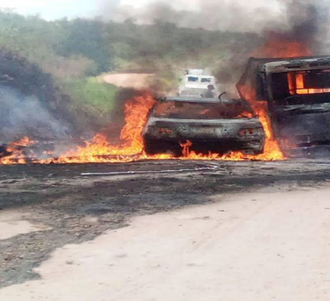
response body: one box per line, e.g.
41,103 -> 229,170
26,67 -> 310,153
0,85 -> 71,142
98,0 -> 330,49
101,0 -> 283,33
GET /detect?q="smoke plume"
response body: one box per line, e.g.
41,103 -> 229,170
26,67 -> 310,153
103,0 -> 330,42
214,0 -> 329,91
0,85 -> 71,142
257,0 -> 330,57
102,0 -> 283,33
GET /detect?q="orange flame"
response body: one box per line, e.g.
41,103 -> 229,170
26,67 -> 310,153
40,93 -> 158,164
48,88 -> 284,163
254,32 -> 312,58
0,137 -> 36,165
0,91 -> 285,165
288,72 -> 330,95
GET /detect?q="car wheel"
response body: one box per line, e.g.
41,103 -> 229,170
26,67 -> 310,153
144,139 -> 162,155
144,139 -> 182,156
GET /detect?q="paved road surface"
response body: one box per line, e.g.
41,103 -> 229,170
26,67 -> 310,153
1,186 -> 329,300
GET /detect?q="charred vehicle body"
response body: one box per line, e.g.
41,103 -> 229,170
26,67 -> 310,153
143,96 -> 265,155
238,56 -> 330,156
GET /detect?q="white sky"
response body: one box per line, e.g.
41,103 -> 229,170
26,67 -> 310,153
0,0 -> 109,19
0,0 -> 281,20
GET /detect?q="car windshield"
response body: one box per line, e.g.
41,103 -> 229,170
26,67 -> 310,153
153,101 -> 253,119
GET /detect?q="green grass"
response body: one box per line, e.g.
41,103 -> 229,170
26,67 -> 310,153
60,78 -> 118,125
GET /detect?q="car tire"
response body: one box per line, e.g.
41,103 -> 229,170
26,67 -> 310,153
144,139 -> 182,156
144,139 -> 161,155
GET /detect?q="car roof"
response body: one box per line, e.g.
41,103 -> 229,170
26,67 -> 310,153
159,96 -> 221,104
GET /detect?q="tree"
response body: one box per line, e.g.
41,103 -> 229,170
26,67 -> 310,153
58,19 -> 112,75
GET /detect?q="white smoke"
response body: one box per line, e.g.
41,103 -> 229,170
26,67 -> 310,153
0,85 -> 71,142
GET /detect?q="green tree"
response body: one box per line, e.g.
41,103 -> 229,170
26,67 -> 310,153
58,19 -> 112,75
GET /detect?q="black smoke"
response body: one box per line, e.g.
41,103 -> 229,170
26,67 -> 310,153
216,0 -> 330,92
282,0 -> 329,53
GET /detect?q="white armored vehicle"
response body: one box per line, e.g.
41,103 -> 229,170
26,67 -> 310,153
179,69 -> 218,98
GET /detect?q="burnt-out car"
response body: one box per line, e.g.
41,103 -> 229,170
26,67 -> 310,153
143,96 -> 265,155
238,56 -> 330,156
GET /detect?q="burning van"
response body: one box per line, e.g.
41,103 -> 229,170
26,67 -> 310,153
237,56 -> 330,156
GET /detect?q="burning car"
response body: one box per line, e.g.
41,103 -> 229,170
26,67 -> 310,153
143,96 -> 265,156
238,56 -> 330,156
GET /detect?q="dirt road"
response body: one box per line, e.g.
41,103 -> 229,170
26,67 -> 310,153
1,186 -> 330,300
1,160 -> 330,299
102,73 -> 154,89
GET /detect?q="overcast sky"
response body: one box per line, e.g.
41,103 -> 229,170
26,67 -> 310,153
0,0 -> 115,19
0,0 -> 281,20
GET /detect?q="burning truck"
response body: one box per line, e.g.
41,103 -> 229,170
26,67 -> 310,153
237,56 -> 330,157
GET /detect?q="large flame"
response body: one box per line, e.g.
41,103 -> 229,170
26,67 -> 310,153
42,94 -> 162,164
0,137 -> 36,165
0,90 -> 285,165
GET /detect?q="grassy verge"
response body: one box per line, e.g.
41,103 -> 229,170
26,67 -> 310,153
59,78 -> 119,132
62,78 -> 118,116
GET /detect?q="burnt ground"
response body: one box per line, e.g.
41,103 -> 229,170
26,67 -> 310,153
1,159 -> 330,288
